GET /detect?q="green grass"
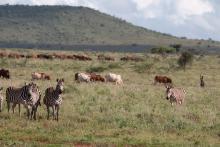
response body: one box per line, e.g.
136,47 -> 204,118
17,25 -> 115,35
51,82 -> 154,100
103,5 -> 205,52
0,49 -> 219,146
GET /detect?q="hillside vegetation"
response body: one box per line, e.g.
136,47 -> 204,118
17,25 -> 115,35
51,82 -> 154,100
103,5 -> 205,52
0,49 -> 219,146
0,5 -> 220,52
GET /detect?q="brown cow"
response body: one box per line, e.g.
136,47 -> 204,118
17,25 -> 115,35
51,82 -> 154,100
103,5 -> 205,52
37,54 -> 54,60
120,56 -> 144,62
41,73 -> 51,80
0,52 -> 8,58
73,55 -> 92,61
98,55 -> 115,61
89,73 -> 105,82
8,53 -> 20,59
154,76 -> 172,85
53,53 -> 67,60
0,69 -> 10,79
26,54 -> 38,59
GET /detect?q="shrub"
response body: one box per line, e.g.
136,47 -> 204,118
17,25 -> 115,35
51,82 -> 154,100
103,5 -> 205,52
178,51 -> 194,71
170,44 -> 182,52
151,46 -> 176,54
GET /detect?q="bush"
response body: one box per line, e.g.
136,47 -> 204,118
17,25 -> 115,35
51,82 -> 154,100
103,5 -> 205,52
151,46 -> 176,54
170,44 -> 181,52
178,51 -> 194,70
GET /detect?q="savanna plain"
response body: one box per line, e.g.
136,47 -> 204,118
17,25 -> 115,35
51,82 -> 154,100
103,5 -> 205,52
0,49 -> 219,147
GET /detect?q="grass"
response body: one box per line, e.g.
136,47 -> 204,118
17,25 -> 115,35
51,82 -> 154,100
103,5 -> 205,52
0,49 -> 219,146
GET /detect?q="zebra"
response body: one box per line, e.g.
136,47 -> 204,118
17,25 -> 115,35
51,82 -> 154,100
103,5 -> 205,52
6,82 -> 37,117
0,87 -> 4,112
43,78 -> 64,121
165,84 -> 186,106
29,85 -> 41,120
30,94 -> 41,120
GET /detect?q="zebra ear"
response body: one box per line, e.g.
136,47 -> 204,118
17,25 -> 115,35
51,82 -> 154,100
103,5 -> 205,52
62,78 -> 64,82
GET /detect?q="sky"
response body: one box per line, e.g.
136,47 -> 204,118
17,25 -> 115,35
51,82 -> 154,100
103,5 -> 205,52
1,0 -> 219,41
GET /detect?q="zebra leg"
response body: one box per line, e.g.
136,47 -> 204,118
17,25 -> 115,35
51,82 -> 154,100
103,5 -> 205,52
33,105 -> 38,120
12,103 -> 16,114
56,105 -> 59,121
31,107 -> 34,120
18,104 -> 21,116
7,102 -> 10,113
33,107 -> 37,120
52,105 -> 55,120
27,107 -> 31,119
47,105 -> 50,120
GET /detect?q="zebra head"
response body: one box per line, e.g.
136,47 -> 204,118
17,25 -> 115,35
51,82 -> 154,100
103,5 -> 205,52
165,84 -> 173,100
24,82 -> 39,101
56,78 -> 64,94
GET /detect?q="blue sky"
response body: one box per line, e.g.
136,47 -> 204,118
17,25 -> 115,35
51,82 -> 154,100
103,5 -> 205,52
1,0 -> 219,41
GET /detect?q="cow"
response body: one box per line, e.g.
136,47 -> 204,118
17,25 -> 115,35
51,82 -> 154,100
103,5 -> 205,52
8,53 -> 20,59
200,75 -> 205,88
73,55 -> 92,61
105,73 -> 123,85
0,52 -> 8,58
0,69 -> 10,79
97,55 -> 115,61
89,73 -> 105,82
154,76 -> 172,85
41,73 -> 51,80
37,54 -> 54,60
32,72 -> 42,80
31,72 -> 50,80
120,56 -> 144,62
75,73 -> 91,83
26,54 -> 38,59
165,84 -> 186,106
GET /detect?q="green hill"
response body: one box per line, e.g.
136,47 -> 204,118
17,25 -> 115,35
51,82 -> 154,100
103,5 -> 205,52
0,5 -> 219,51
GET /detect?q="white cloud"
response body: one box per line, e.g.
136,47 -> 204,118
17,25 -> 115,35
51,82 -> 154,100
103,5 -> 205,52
171,0 -> 214,24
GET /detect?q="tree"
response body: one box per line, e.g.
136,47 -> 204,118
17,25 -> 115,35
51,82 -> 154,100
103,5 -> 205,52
178,51 -> 194,71
170,44 -> 182,52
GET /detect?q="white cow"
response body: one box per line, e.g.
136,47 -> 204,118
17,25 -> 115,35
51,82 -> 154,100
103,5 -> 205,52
31,72 -> 42,80
76,73 -> 91,83
105,73 -> 123,85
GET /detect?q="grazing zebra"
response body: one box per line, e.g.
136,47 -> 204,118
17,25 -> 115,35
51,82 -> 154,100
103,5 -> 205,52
43,78 -> 64,121
0,87 -> 3,112
6,82 -> 37,116
165,84 -> 186,106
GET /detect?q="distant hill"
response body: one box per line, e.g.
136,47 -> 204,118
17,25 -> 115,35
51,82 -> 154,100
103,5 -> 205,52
0,5 -> 220,52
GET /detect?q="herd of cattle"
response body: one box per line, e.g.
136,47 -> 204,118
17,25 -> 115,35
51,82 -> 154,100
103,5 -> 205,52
0,65 -> 205,121
0,51 -> 145,61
